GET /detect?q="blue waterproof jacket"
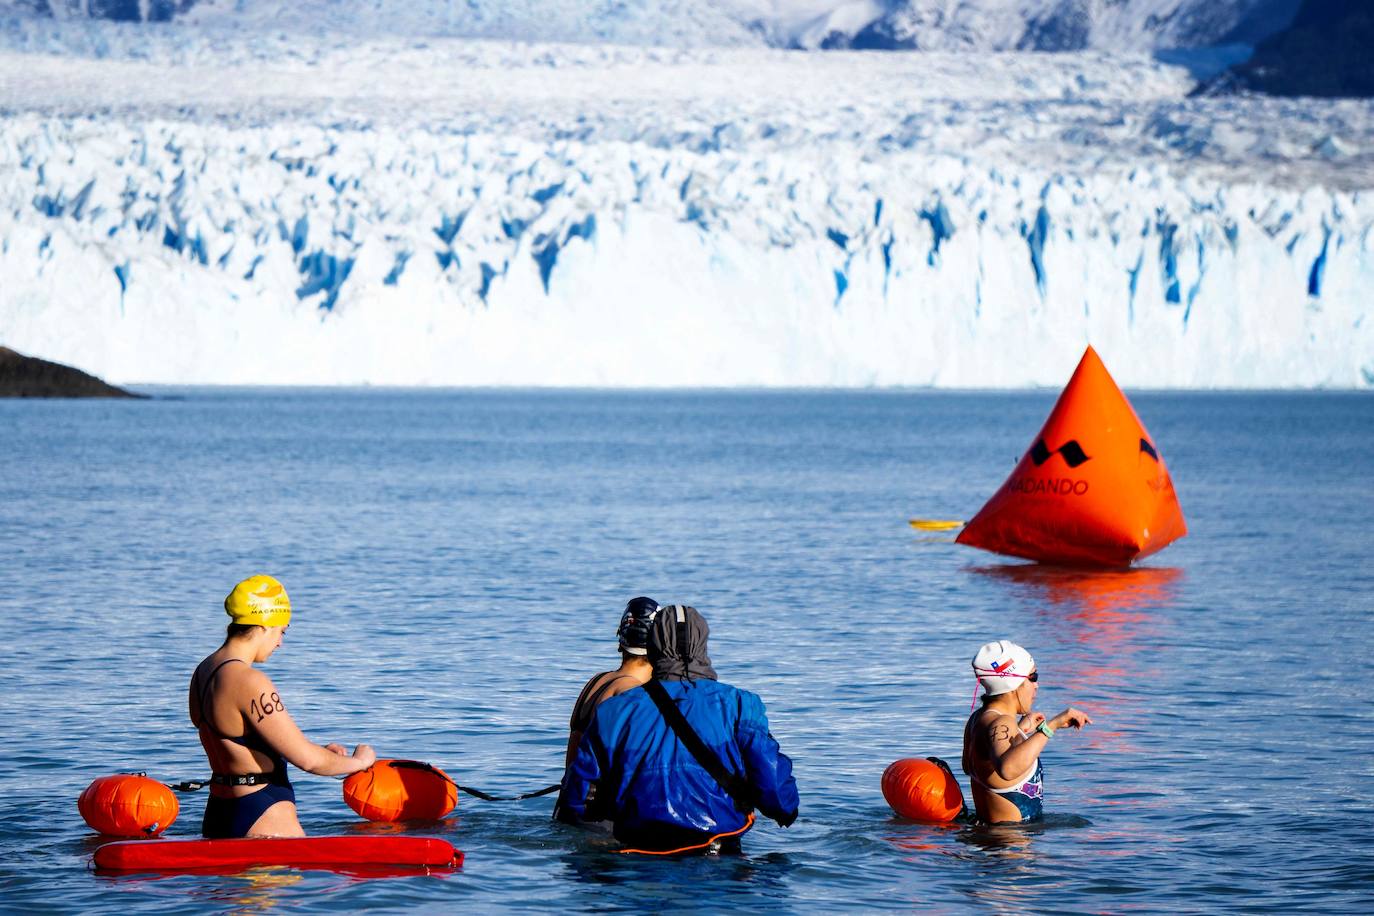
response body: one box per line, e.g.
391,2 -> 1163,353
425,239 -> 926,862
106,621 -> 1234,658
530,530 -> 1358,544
559,678 -> 799,843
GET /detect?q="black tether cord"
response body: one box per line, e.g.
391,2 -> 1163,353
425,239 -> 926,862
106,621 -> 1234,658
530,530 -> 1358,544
112,771 -> 209,793
157,761 -> 562,802
383,759 -> 561,802
453,783 -> 562,802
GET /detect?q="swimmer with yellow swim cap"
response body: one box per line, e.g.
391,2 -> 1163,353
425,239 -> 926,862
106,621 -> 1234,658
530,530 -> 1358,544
188,575 -> 376,838
961,640 -> 1092,824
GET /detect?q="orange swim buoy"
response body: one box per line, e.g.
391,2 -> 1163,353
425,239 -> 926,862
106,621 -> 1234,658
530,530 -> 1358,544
78,774 -> 179,837
956,345 -> 1187,566
343,759 -> 458,822
881,758 -> 964,823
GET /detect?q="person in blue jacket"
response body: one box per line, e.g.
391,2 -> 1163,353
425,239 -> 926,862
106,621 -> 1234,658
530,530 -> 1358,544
556,604 -> 799,852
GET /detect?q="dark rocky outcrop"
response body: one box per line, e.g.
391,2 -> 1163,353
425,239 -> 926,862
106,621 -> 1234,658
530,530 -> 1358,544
6,1 -> 195,22
0,346 -> 143,397
811,0 -> 1299,53
1219,0 -> 1374,97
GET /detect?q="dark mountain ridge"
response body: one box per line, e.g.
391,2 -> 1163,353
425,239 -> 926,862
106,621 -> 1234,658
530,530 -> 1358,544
0,346 -> 142,397
1223,0 -> 1374,97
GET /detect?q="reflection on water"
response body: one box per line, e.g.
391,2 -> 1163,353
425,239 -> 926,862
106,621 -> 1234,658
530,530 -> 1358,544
881,821 -> 962,856
970,563 -> 1182,627
950,815 -> 1094,908
970,564 -> 1183,751
968,563 -> 1183,685
560,845 -> 798,908
100,869 -> 307,914
202,870 -> 304,914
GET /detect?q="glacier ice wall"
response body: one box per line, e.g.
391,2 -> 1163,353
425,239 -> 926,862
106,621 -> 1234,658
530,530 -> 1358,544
0,35 -> 1370,387
3,115 -> 1368,388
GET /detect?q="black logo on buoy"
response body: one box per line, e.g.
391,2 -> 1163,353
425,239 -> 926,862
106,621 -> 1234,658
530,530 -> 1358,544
1029,438 -> 1091,468
1010,477 -> 1089,496
1139,438 -> 1158,461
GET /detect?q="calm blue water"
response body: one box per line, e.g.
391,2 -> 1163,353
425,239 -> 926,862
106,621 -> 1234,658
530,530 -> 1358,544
1,390 -> 1371,912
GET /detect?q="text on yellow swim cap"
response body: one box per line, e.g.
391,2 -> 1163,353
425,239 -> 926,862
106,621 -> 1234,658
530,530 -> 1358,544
225,575 -> 292,627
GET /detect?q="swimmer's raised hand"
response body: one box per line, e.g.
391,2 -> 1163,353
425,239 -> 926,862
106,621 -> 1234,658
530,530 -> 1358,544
1050,707 -> 1092,730
1019,712 -> 1046,733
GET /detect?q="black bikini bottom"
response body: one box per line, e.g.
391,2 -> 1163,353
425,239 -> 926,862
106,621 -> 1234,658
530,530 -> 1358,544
201,779 -> 296,838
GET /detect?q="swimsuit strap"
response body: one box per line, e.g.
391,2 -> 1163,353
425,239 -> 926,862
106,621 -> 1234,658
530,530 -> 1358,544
571,672 -> 639,731
194,658 -> 247,736
193,659 -> 280,761
569,673 -> 603,716
589,673 -> 638,704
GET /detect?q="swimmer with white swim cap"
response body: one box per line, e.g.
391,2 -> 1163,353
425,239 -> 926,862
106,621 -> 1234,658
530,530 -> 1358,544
961,640 -> 1091,823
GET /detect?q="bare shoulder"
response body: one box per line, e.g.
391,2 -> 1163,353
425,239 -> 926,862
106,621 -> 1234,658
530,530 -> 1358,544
219,661 -> 276,697
603,674 -> 643,700
978,710 -> 1019,747
979,709 -> 1018,729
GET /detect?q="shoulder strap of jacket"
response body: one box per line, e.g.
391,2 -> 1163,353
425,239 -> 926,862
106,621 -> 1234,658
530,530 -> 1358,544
643,679 -> 755,813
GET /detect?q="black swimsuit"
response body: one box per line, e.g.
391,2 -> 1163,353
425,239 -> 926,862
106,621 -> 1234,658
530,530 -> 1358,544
192,659 -> 295,838
569,672 -> 639,734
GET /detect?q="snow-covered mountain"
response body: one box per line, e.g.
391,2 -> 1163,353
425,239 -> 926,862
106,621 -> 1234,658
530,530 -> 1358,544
4,0 -> 774,47
2,27 -> 1369,388
781,0 -> 1303,52
2,0 -> 1304,52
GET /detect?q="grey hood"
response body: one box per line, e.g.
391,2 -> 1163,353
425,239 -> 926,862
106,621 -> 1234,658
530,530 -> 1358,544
647,604 -> 718,682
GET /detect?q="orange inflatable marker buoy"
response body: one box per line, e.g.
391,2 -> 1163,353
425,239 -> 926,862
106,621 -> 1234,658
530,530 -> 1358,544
78,774 -> 179,837
343,759 -> 458,822
956,346 -> 1187,567
881,758 -> 964,823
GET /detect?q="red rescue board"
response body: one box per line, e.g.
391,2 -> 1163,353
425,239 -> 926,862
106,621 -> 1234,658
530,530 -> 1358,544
93,836 -> 462,873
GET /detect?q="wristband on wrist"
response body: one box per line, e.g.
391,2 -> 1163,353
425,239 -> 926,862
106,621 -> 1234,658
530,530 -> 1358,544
1036,722 -> 1056,739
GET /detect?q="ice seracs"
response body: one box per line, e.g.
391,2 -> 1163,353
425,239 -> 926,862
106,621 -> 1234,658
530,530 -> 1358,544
0,27 -> 1369,387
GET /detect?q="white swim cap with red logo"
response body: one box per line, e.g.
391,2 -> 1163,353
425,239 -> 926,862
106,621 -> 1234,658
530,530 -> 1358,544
972,640 -> 1035,695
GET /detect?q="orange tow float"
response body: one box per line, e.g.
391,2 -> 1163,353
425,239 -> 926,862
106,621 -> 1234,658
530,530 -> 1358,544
881,758 -> 964,822
78,774 -> 179,837
956,346 -> 1187,567
342,759 -> 459,822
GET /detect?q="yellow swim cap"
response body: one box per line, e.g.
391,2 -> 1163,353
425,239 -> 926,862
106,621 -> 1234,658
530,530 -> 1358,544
224,575 -> 292,627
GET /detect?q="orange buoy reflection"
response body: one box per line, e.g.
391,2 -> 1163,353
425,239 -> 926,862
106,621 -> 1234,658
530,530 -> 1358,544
971,563 -> 1182,627
971,563 -> 1182,751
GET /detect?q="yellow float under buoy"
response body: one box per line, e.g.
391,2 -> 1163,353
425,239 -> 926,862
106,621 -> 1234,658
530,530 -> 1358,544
909,519 -> 965,531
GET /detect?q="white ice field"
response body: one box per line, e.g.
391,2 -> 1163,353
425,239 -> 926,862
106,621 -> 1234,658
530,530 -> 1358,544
1,20 -> 1371,387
